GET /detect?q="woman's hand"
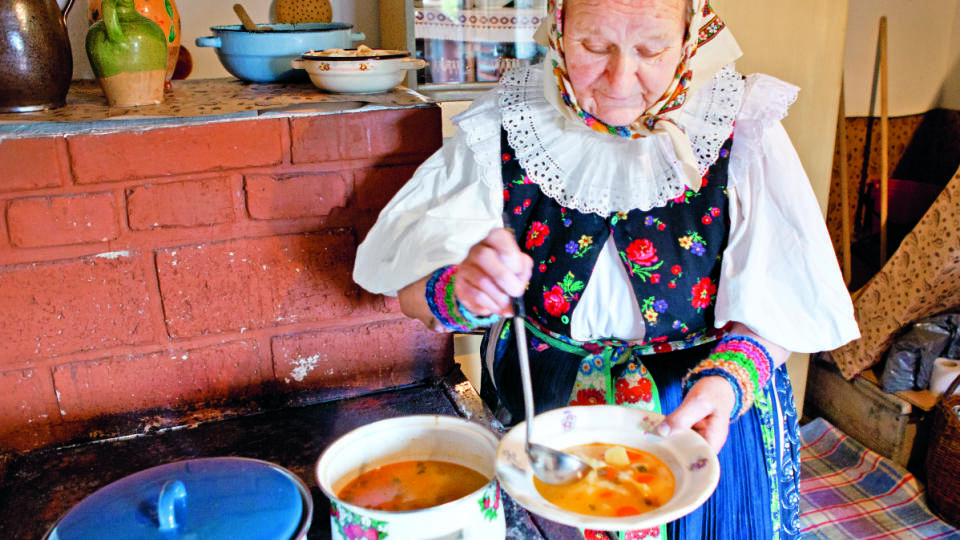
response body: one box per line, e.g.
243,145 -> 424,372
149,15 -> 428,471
396,228 -> 533,329
657,376 -> 736,454
454,228 -> 533,317
656,323 -> 789,453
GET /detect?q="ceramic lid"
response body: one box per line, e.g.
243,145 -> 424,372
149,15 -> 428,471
45,457 -> 312,540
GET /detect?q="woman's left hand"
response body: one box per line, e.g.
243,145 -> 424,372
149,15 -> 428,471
657,375 -> 736,454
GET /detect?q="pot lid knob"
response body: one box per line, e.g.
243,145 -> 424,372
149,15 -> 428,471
157,480 -> 187,531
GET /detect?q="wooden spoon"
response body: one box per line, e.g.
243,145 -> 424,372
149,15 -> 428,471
233,4 -> 270,32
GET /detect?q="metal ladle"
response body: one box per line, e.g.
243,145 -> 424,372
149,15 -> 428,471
508,295 -> 592,485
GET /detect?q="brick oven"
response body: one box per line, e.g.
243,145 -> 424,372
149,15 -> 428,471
0,84 -> 453,455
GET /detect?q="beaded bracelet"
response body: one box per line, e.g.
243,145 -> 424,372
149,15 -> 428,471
683,334 -> 775,419
425,265 -> 500,331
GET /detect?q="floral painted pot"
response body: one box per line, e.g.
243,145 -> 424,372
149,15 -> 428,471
316,415 -> 505,540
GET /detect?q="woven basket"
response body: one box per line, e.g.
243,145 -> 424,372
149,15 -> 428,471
926,373 -> 960,527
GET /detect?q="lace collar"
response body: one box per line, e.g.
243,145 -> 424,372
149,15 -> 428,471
486,65 -> 745,217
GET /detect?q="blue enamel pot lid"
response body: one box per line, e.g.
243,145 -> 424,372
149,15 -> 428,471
44,457 -> 313,540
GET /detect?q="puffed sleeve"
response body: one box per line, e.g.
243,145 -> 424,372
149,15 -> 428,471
353,91 -> 504,296
715,74 -> 860,353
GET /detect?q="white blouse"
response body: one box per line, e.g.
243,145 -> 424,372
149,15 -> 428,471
354,65 -> 860,354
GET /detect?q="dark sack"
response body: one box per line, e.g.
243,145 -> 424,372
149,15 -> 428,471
880,314 -> 960,392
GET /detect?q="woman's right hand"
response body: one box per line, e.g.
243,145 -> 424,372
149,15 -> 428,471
454,228 -> 533,317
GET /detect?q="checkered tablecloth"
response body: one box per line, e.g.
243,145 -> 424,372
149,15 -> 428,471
799,417 -> 960,539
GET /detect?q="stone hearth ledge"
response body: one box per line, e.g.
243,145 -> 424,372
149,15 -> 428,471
0,78 -> 433,140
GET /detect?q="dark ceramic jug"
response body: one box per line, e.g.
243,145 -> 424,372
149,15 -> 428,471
0,0 -> 76,112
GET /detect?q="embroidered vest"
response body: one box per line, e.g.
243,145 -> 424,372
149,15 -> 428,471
502,129 -> 733,346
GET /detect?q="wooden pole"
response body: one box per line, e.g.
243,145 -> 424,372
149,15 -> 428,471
879,16 -> 889,264
839,83 -> 852,285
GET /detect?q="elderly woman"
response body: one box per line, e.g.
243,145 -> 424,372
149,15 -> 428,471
355,0 -> 859,537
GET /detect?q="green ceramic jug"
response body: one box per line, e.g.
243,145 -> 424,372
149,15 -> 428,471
85,0 -> 167,106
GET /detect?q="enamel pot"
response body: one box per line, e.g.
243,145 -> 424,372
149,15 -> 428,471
316,415 -> 506,540
195,23 -> 364,83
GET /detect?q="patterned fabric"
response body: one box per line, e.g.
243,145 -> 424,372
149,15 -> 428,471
482,127 -> 801,539
536,0 -> 742,190
799,418 -> 960,539
501,129 -> 732,344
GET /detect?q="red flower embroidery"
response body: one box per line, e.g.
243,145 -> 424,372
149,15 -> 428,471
543,285 -> 570,316
635,377 -> 653,402
615,378 -> 654,404
503,189 -> 509,201
625,239 -> 658,266
668,282 -> 677,289
671,265 -> 682,275
702,215 -> 712,225
538,264 -> 547,273
650,273 -> 661,284
615,380 -> 638,405
691,277 -> 717,309
525,221 -> 549,249
523,199 -> 531,207
657,222 -> 666,231
571,388 -> 606,406
502,153 -> 510,162
710,206 -> 721,217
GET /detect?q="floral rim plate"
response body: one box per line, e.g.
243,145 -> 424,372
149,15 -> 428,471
495,405 -> 720,531
301,48 -> 410,61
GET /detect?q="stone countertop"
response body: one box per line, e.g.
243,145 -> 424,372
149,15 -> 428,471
0,78 -> 434,139
0,370 -> 583,540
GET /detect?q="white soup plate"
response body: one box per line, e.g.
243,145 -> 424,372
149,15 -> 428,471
496,405 -> 720,531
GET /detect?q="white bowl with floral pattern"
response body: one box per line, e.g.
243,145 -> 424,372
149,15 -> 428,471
291,47 -> 427,93
496,405 -> 720,531
316,415 -> 505,540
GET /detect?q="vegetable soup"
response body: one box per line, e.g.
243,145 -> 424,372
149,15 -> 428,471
337,460 -> 489,512
534,443 -> 675,517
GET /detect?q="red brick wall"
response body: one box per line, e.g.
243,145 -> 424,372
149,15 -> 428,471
0,106 -> 453,454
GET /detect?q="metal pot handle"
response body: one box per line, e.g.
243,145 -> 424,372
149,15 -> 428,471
195,36 -> 222,48
400,58 -> 428,70
61,0 -> 76,17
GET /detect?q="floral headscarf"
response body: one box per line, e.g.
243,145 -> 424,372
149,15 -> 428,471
535,0 -> 742,190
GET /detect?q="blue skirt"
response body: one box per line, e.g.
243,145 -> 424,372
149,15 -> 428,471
480,327 -> 802,540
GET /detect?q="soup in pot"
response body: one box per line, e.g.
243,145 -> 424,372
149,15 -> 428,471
534,443 -> 675,517
337,460 -> 489,512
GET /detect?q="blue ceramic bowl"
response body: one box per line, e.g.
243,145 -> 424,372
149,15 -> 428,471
196,23 -> 365,83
